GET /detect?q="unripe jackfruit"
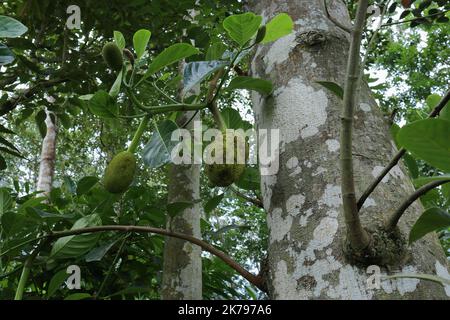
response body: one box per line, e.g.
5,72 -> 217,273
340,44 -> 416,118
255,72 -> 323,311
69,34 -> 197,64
205,132 -> 249,187
103,151 -> 136,193
102,42 -> 123,72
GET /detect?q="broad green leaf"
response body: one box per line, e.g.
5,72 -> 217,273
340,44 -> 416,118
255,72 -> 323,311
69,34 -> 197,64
235,166 -> 260,191
76,176 -> 99,196
227,76 -> 273,95
47,269 -> 69,298
316,81 -> 344,99
0,188 -> 13,216
204,193 -> 224,214
0,136 -> 19,153
145,43 -> 199,78
0,43 -> 14,65
50,214 -> 102,259
390,123 -> 401,148
109,70 -> 122,98
440,99 -> 450,121
397,119 -> 450,173
221,108 -> 252,131
18,196 -> 47,214
183,60 -> 227,94
88,90 -> 118,118
142,120 -> 179,168
409,207 -> 450,243
85,239 -> 119,262
64,293 -> 91,300
0,16 -> 27,38
0,146 -> 23,158
206,42 -> 227,61
0,123 -> 14,134
223,13 -> 262,47
25,207 -> 73,222
113,31 -> 125,50
133,29 -> 151,59
167,201 -> 193,217
261,13 -> 294,44
78,94 -> 94,101
403,153 -> 419,179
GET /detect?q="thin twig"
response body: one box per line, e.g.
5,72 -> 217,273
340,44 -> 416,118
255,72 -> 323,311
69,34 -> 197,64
385,179 -> 450,231
340,0 -> 370,251
230,186 -> 264,208
381,10 -> 450,28
358,88 -> 450,210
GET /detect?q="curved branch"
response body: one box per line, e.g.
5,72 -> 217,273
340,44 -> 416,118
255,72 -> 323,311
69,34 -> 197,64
358,88 -> 450,211
46,225 -> 265,292
340,0 -> 370,251
385,179 -> 450,231
324,0 -> 353,34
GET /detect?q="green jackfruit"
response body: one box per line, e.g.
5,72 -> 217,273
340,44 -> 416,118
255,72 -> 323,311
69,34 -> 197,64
103,151 -> 136,193
102,42 -> 123,72
205,132 -> 249,187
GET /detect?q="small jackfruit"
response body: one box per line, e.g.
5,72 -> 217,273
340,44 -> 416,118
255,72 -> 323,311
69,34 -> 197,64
204,132 -> 249,187
103,151 -> 136,193
102,42 -> 123,72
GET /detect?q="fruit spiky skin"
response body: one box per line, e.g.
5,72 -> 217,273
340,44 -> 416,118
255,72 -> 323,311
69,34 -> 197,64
204,132 -> 248,187
102,42 -> 123,72
103,151 -> 136,193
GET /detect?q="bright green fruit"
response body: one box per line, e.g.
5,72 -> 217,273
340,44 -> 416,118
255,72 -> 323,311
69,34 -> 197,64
204,133 -> 248,187
102,42 -> 123,71
103,151 -> 136,193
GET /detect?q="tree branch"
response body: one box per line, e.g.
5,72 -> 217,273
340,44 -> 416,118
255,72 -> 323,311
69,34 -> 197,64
385,179 -> 450,231
340,0 -> 370,251
230,186 -> 264,208
324,0 -> 353,34
381,10 -> 450,28
41,225 -> 265,292
0,78 -> 69,117
358,88 -> 450,210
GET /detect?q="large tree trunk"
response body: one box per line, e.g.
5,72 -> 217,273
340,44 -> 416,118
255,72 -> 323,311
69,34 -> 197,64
36,109 -> 57,197
161,79 -> 202,299
248,0 -> 449,299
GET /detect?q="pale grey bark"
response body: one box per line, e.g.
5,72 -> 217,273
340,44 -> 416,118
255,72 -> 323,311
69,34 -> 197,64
36,109 -> 57,197
248,0 -> 450,299
161,82 -> 202,299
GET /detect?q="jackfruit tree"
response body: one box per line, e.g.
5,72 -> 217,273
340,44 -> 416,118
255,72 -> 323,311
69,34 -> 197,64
0,0 -> 449,302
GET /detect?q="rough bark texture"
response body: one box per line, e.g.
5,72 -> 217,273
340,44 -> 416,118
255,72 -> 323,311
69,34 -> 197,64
248,0 -> 449,299
161,109 -> 203,300
36,109 -> 57,197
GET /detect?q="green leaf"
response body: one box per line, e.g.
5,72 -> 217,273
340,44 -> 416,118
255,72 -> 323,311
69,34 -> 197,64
76,176 -> 99,196
183,60 -> 227,94
409,208 -> 450,244
18,196 -> 47,214
35,109 -> 47,138
109,70 -> 122,98
0,123 -> 14,134
315,81 -> 344,99
25,207 -> 74,222
0,15 -> 28,38
47,269 -> 69,298
167,201 -> 193,217
0,188 -> 13,216
425,94 -> 441,111
235,167 -> 260,191
89,90 -> 118,118
0,136 -> 19,153
206,42 -> 227,61
145,43 -> 199,79
0,43 -> 14,65
85,239 -> 119,262
223,13 -> 262,47
0,146 -> 23,158
397,119 -> 450,173
64,293 -> 91,300
204,193 -> 224,214
403,153 -> 419,179
227,76 -> 273,95
113,31 -> 125,50
133,29 -> 151,59
142,120 -> 179,168
261,13 -> 294,44
440,99 -> 450,121
221,108 -> 252,131
50,214 -> 102,259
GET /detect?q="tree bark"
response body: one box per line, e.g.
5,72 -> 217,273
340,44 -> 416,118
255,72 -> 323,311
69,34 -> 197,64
248,0 -> 449,299
161,79 -> 203,299
36,109 -> 57,198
